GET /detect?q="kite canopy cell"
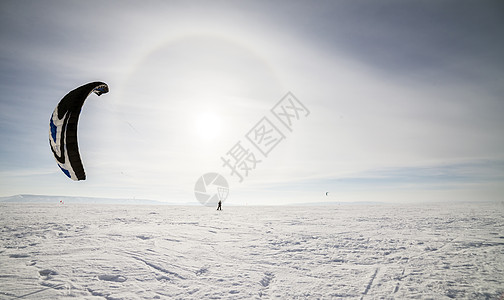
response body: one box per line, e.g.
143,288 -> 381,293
49,82 -> 109,180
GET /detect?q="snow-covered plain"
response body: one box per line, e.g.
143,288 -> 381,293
1,202 -> 503,299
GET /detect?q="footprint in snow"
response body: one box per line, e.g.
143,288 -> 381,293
39,269 -> 58,277
260,272 -> 274,287
9,253 -> 30,258
196,267 -> 208,275
98,274 -> 127,282
26,260 -> 36,266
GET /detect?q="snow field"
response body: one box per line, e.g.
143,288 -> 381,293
0,203 -> 503,299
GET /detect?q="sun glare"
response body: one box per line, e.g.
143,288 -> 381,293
194,111 -> 222,141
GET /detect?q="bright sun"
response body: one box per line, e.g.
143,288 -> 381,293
194,111 -> 222,141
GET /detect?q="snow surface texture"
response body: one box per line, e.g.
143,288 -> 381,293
0,203 -> 503,299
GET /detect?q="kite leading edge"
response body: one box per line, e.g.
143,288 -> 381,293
49,82 -> 109,180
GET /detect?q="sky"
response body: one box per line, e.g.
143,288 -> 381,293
1,0 -> 503,205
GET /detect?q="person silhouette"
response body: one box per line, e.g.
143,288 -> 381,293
217,200 -> 222,211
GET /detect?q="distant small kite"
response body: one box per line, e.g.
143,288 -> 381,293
49,82 -> 109,180
325,192 -> 329,196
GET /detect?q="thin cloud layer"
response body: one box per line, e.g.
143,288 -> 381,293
0,0 -> 503,203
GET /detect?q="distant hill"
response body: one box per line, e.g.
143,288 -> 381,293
0,194 -> 195,205
286,201 -> 385,206
0,194 -> 386,206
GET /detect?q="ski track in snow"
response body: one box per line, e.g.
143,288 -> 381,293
0,203 -> 503,299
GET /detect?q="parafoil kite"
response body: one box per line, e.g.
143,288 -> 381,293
49,82 -> 109,180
